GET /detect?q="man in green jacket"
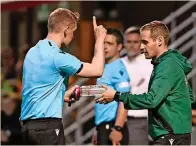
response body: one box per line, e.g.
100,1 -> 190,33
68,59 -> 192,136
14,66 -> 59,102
95,21 -> 194,145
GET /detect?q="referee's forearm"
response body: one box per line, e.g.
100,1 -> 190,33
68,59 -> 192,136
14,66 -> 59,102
92,38 -> 105,76
115,102 -> 128,127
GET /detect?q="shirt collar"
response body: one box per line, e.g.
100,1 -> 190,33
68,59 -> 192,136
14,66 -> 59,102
44,38 -> 60,49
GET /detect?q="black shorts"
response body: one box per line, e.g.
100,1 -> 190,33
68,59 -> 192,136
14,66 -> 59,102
154,133 -> 191,145
21,118 -> 65,145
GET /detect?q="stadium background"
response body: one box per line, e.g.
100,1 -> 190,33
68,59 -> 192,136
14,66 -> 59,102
1,1 -> 196,145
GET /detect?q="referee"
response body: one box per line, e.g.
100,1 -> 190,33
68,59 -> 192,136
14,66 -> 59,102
20,8 -> 106,145
92,28 -> 130,145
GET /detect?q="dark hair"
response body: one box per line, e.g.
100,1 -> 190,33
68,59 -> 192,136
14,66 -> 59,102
106,28 -> 123,45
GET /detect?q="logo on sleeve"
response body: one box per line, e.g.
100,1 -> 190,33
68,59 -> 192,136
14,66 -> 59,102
119,70 -> 124,76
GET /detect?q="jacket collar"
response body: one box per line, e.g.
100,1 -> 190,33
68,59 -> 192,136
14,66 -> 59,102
151,50 -> 170,65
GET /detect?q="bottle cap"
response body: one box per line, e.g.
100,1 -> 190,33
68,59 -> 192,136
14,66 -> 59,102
75,87 -> 80,100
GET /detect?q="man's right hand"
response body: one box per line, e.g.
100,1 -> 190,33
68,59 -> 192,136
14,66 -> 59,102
93,16 -> 107,41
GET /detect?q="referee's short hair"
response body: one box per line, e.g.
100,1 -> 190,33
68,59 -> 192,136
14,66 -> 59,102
106,28 -> 124,45
48,8 -> 80,33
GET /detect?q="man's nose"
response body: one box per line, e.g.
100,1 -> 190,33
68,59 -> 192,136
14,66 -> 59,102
140,44 -> 145,54
104,45 -> 108,50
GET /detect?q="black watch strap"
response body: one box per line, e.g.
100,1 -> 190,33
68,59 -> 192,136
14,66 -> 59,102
114,91 -> 121,102
114,125 -> 123,132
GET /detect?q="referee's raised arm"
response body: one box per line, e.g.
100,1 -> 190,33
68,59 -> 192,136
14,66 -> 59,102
76,16 -> 107,77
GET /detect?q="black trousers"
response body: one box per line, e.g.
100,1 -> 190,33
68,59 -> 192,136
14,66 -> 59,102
127,117 -> 148,145
21,118 -> 65,145
154,133 -> 191,145
96,121 -> 129,145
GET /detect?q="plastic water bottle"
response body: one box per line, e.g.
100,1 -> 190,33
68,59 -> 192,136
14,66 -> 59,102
74,85 -> 105,98
68,85 -> 106,107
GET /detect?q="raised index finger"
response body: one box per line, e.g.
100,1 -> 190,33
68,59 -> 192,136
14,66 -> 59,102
93,16 -> 97,30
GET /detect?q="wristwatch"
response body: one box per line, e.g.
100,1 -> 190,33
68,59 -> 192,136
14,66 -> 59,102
113,125 -> 123,132
114,91 -> 121,102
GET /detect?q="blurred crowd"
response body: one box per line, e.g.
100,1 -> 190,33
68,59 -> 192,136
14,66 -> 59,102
1,46 -> 29,145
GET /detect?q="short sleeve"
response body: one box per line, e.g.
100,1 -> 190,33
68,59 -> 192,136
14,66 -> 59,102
112,66 -> 131,92
53,52 -> 82,75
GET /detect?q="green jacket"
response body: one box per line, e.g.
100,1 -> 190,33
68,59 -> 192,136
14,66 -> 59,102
120,49 -> 194,140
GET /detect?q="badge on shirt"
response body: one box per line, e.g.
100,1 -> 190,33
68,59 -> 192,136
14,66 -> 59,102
118,82 -> 129,88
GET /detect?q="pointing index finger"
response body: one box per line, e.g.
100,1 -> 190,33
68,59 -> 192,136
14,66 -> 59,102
93,16 -> 97,30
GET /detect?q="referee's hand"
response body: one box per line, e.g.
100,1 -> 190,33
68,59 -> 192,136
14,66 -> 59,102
93,16 -> 107,41
64,85 -> 79,103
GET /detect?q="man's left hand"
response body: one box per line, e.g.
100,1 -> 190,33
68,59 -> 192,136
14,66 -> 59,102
94,85 -> 116,104
109,128 -> 122,146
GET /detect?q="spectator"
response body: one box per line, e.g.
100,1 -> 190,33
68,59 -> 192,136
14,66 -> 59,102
1,93 -> 23,145
1,49 -> 17,80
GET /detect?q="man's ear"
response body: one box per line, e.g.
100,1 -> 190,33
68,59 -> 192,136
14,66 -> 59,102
156,36 -> 163,47
64,26 -> 70,38
117,44 -> 123,51
64,31 -> 67,38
